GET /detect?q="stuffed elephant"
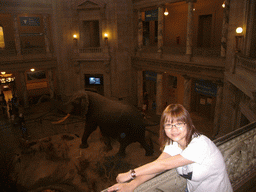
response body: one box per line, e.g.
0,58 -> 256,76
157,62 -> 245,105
58,90 -> 154,157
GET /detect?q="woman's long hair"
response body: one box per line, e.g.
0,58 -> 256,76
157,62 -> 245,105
159,104 -> 199,151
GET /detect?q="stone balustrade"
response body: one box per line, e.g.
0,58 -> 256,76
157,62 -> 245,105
236,54 -> 256,73
101,122 -> 256,192
78,47 -> 103,53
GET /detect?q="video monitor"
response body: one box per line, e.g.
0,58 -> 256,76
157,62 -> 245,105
85,74 -> 103,86
89,77 -> 101,85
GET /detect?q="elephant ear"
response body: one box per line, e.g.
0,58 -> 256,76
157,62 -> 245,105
80,92 -> 89,118
66,90 -> 89,118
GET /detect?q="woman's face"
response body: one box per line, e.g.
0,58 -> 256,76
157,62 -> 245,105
164,119 -> 188,149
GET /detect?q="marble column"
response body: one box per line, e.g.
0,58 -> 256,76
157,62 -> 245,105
157,5 -> 164,53
183,75 -> 192,111
13,15 -> 22,56
186,0 -> 196,59
137,10 -> 143,51
19,72 -> 29,108
213,82 -> 223,138
137,70 -> 143,108
43,15 -> 51,56
156,73 -> 163,115
48,69 -> 55,99
221,0 -> 230,57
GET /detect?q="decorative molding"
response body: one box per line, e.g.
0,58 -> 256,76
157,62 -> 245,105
186,0 -> 197,3
132,57 -> 225,81
0,0 -> 52,8
76,0 -> 105,10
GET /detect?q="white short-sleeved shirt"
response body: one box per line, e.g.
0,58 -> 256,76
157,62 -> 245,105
163,135 -> 233,192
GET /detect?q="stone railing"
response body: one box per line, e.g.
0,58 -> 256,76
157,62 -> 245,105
78,47 -> 103,53
236,54 -> 256,73
75,47 -> 110,58
101,122 -> 256,192
21,47 -> 46,55
137,46 -> 220,57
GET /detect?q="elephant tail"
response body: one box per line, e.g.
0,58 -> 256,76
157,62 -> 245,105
52,113 -> 71,124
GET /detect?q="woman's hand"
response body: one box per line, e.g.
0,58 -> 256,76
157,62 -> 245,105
116,171 -> 131,183
107,182 -> 135,192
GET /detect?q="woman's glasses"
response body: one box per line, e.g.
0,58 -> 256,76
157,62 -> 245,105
164,122 -> 186,130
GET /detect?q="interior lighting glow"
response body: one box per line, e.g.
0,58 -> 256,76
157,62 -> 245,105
30,68 -> 35,72
0,26 -> 5,48
236,27 -> 243,34
222,2 -> 225,8
164,8 -> 169,16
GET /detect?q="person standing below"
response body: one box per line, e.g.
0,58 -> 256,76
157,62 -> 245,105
107,104 -> 233,192
0,91 -> 5,115
142,91 -> 149,114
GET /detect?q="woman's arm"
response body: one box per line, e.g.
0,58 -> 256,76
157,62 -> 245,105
107,174 -> 156,192
135,154 -> 193,175
116,153 -> 194,183
107,152 -> 171,192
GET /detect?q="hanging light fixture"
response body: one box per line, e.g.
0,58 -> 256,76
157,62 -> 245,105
164,8 -> 169,16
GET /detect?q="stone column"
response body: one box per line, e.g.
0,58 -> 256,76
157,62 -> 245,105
157,5 -> 164,54
19,72 -> 29,108
137,70 -> 143,108
183,75 -> 192,111
13,15 -> 22,56
221,0 -> 230,57
156,73 -> 163,115
186,0 -> 196,59
43,15 -> 51,56
137,10 -> 143,51
213,82 -> 223,138
48,69 -> 55,99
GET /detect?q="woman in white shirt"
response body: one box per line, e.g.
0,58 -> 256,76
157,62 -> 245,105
107,104 -> 233,192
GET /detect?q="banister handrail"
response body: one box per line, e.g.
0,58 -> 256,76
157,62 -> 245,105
214,121 -> 256,146
236,54 -> 256,73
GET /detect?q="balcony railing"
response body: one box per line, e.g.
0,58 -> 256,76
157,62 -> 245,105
236,54 -> 256,73
21,47 -> 46,55
101,122 -> 256,192
137,46 -> 221,57
74,47 -> 111,59
78,47 -> 103,53
0,49 -> 17,56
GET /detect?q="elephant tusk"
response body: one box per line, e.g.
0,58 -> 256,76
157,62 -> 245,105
52,114 -> 71,124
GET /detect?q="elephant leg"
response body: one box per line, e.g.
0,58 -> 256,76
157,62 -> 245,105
101,135 -> 113,152
116,140 -> 130,157
139,138 -> 154,156
80,122 -> 97,149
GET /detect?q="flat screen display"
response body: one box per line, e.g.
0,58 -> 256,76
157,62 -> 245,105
89,77 -> 101,85
85,74 -> 103,86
